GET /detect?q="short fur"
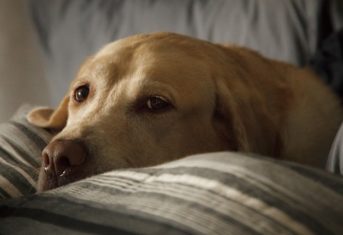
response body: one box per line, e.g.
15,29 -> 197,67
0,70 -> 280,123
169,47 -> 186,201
27,33 -> 343,191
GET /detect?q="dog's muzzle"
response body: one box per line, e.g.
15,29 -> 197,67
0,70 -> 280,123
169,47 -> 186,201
40,139 -> 88,189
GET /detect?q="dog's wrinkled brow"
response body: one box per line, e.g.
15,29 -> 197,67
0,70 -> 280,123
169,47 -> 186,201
76,59 -> 121,84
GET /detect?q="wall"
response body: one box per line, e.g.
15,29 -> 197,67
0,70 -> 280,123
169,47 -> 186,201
0,0 -> 48,123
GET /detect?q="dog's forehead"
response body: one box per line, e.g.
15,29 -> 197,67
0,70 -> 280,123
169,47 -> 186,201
79,40 -> 210,81
94,33 -> 212,58
74,33 -> 228,97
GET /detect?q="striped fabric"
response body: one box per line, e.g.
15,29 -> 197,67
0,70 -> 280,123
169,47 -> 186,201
0,106 -> 51,199
1,152 -> 342,235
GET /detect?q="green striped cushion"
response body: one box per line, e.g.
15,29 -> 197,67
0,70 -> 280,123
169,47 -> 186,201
1,152 -> 343,234
0,106 -> 51,199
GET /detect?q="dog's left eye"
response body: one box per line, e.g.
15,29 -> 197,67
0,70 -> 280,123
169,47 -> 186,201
146,96 -> 171,112
74,85 -> 89,103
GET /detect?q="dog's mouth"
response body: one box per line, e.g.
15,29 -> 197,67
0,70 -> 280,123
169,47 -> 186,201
36,139 -> 95,192
37,165 -> 91,192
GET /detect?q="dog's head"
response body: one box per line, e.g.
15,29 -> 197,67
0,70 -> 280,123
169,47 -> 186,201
28,33 -> 284,191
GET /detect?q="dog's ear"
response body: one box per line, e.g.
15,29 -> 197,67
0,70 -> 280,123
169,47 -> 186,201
213,79 -> 251,152
213,50 -> 282,156
214,78 -> 282,156
27,96 -> 69,131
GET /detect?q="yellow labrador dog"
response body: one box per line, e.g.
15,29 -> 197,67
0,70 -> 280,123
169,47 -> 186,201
28,32 -> 343,192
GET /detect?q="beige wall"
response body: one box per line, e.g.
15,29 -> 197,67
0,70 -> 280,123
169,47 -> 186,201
0,0 -> 48,123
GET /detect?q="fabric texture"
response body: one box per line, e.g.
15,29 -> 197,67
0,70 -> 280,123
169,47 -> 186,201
310,28 -> 343,99
29,0 -> 332,106
0,105 -> 51,199
328,123 -> 343,174
1,152 -> 343,235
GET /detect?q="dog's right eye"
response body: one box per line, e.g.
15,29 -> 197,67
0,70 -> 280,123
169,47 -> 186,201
74,85 -> 89,103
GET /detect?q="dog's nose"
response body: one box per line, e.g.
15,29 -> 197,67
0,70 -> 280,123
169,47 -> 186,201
42,139 -> 87,176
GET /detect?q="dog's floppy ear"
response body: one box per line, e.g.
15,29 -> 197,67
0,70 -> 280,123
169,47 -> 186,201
27,96 -> 69,131
213,44 -> 284,157
214,76 -> 281,157
214,79 -> 251,152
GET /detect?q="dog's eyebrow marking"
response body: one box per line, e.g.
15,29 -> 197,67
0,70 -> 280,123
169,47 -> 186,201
125,79 -> 177,107
77,60 -> 120,86
92,61 -> 119,79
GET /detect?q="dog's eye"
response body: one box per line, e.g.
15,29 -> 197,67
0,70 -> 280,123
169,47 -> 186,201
74,85 -> 89,103
146,96 -> 171,112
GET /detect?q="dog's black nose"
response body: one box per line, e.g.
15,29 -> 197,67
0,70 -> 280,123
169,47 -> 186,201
42,139 -> 87,177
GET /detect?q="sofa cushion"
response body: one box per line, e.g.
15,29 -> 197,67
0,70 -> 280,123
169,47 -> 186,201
1,152 -> 343,234
0,105 -> 51,199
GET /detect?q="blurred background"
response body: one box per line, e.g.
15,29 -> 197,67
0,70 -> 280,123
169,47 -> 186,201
0,0 -> 342,123
0,0 -> 48,122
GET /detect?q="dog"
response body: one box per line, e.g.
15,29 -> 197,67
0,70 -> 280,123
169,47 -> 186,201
27,32 -> 343,192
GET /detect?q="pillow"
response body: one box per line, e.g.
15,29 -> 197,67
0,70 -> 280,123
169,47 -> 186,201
0,107 -> 342,234
0,152 -> 343,234
0,105 -> 51,199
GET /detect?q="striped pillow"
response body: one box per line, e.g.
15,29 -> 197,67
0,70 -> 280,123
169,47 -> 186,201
0,106 -> 51,199
1,152 -> 343,234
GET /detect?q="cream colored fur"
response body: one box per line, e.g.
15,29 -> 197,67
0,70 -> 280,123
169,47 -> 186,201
27,33 -> 343,189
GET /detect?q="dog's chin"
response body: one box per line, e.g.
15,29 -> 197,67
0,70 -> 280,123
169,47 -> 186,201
36,168 -> 57,192
36,167 -> 89,192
